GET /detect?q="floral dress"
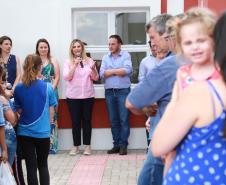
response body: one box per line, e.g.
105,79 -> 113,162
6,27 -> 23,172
41,63 -> 59,154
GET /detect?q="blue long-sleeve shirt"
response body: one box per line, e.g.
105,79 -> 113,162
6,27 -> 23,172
128,55 -> 178,123
138,55 -> 158,82
100,50 -> 132,89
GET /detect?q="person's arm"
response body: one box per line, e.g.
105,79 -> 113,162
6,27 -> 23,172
0,104 -> 7,163
0,96 -> 16,125
47,83 -> 58,123
104,69 -> 117,78
126,65 -> 171,115
50,106 -> 54,123
12,56 -> 22,92
0,126 -> 7,163
51,58 -> 60,90
138,59 -> 146,82
13,85 -> 23,116
63,60 -> 78,81
48,84 -> 58,107
115,52 -> 132,77
89,59 -> 99,81
100,53 -> 132,78
99,56 -> 107,79
151,85 -> 199,157
158,80 -> 180,174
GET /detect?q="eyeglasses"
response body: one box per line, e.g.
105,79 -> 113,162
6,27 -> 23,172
148,40 -> 152,47
163,34 -> 175,41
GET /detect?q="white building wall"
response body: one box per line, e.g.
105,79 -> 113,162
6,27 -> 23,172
1,0 -> 161,98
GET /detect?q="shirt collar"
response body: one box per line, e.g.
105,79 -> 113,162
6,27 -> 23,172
166,51 -> 172,57
108,50 -> 123,57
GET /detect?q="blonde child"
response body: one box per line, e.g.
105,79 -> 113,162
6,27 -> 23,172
162,8 -> 219,175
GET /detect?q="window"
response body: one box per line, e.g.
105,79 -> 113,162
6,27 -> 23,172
116,12 -> 146,45
75,12 -> 108,45
72,8 -> 149,83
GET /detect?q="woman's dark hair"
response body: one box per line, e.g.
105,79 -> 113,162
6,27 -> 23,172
0,36 -> 12,56
213,11 -> 226,137
109,35 -> 123,44
214,12 -> 226,82
22,54 -> 42,86
35,38 -> 51,60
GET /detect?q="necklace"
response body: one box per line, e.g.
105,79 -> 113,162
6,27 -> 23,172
0,54 -> 10,64
0,54 -> 11,87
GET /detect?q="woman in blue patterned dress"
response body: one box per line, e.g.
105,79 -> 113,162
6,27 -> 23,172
36,38 -> 60,154
0,35 -> 25,184
151,8 -> 226,185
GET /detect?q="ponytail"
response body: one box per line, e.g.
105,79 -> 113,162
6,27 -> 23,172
22,54 -> 42,86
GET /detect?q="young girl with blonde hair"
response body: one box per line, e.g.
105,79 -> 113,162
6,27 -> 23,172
151,8 -> 226,184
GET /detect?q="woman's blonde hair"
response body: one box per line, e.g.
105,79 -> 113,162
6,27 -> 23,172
22,54 -> 42,86
174,7 -> 217,53
69,39 -> 88,63
166,14 -> 185,37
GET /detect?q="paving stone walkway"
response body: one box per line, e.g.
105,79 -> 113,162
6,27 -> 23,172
22,150 -> 146,185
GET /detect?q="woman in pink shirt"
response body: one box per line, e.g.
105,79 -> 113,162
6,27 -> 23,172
63,39 -> 99,156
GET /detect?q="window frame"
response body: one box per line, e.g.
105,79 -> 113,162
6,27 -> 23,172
72,8 -> 151,84
58,0 -> 161,98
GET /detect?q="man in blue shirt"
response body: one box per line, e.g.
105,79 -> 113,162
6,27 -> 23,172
126,14 -> 178,185
100,35 -> 132,155
138,41 -> 157,82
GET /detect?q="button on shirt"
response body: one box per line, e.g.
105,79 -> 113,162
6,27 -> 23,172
100,50 -> 132,89
63,58 -> 99,99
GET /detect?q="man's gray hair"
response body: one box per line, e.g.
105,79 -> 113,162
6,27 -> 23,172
145,13 -> 173,35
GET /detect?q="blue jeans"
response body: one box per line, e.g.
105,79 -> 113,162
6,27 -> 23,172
5,128 -> 17,166
105,88 -> 130,147
138,149 -> 164,185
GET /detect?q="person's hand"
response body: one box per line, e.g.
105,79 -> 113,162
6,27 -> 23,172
91,61 -> 96,70
1,149 -> 8,163
142,104 -> 158,116
73,57 -> 81,65
145,118 -> 151,132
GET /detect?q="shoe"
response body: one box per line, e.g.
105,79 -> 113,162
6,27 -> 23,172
83,145 -> 91,155
119,147 -> 127,155
69,146 -> 79,156
107,147 -> 120,154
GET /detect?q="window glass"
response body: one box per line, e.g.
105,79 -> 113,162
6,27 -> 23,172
75,13 -> 108,45
116,12 -> 146,45
129,52 -> 146,83
88,52 -> 107,84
